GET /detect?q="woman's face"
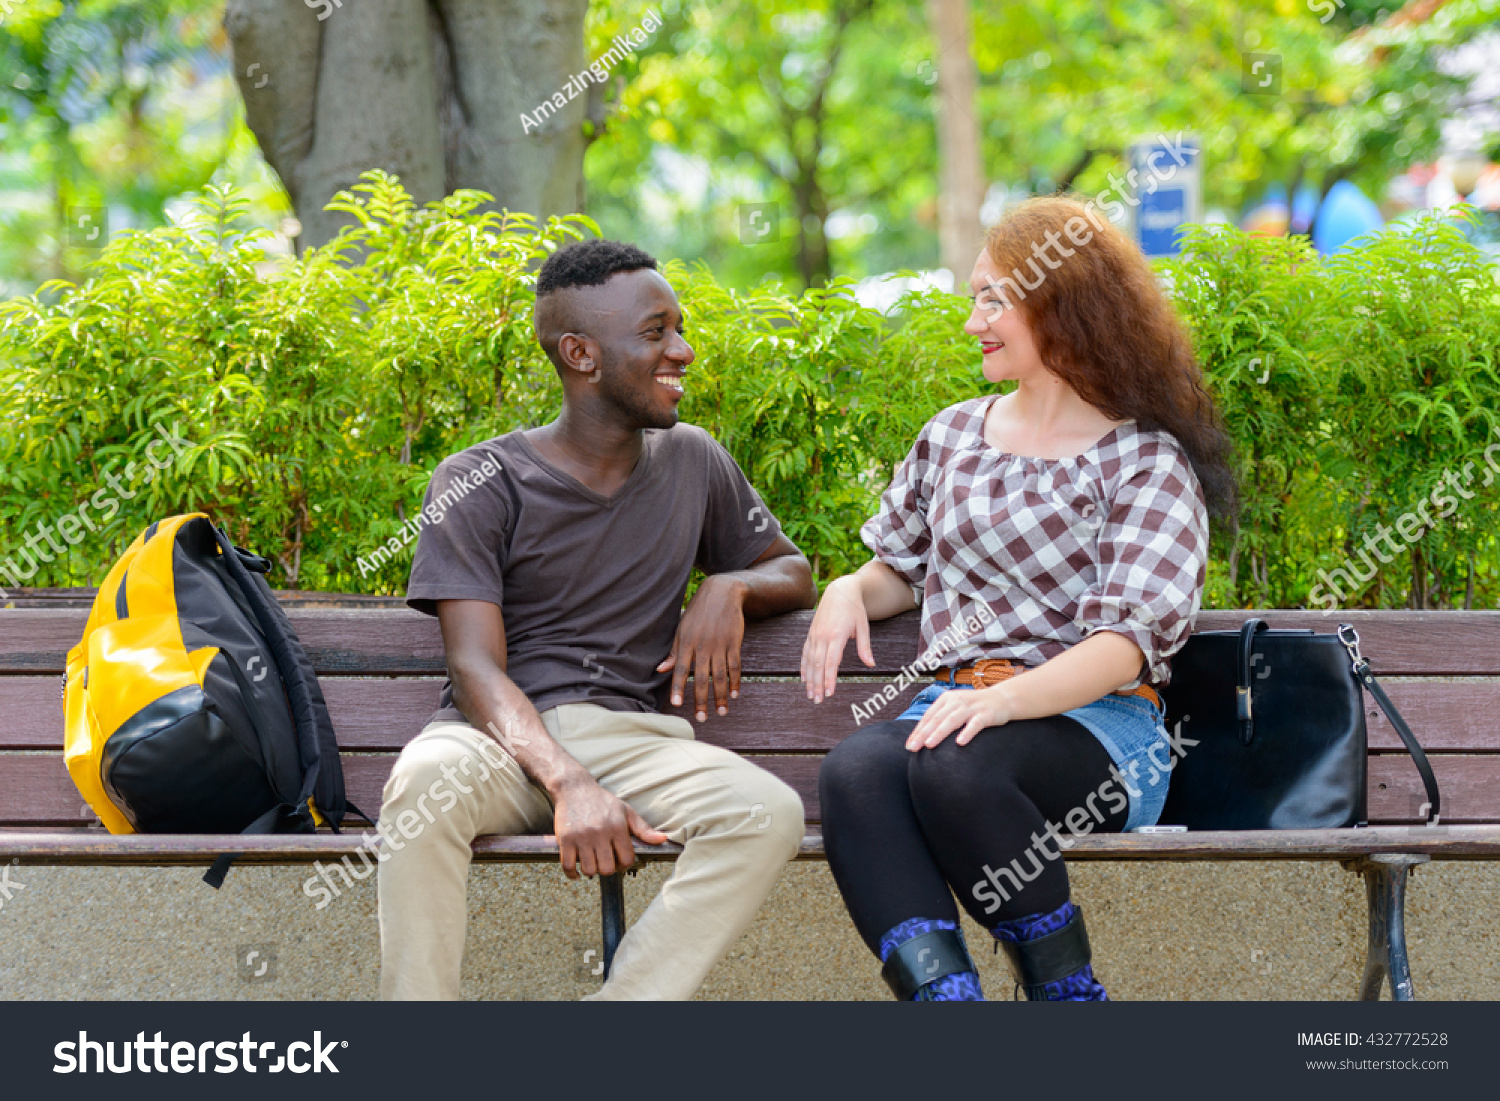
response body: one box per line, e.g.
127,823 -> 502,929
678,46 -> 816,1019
964,249 -> 1046,385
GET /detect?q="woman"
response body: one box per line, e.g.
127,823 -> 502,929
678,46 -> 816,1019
801,196 -> 1235,1002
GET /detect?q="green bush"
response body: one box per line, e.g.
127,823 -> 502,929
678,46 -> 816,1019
1166,217 -> 1500,609
2,173 -> 1497,610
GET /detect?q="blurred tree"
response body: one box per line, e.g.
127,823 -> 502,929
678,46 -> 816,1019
963,0 -> 1491,224
928,0 -> 984,280
585,0 -> 1496,289
586,0 -> 941,290
0,0 -> 239,291
223,0 -> 599,250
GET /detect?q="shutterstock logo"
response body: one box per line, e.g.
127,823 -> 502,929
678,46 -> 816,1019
0,860 -> 25,912
54,1032 -> 344,1074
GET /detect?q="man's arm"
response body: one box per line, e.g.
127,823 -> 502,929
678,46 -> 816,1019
437,599 -> 668,878
657,533 -> 816,721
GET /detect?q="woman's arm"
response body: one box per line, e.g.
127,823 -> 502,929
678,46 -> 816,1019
905,627 -> 1145,751
800,558 -> 919,703
848,558 -> 921,620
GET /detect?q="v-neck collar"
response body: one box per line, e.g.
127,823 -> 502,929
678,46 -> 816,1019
516,430 -> 655,508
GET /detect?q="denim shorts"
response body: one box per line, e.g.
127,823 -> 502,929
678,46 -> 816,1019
895,682 -> 1172,831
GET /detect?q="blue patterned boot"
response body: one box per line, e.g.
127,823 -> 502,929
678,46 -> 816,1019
990,901 -> 1108,1001
877,918 -> 985,1001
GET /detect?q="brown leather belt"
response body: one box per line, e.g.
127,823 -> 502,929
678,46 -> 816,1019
936,658 -> 1162,710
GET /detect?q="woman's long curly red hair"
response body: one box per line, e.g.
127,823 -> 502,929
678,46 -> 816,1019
983,195 -> 1237,524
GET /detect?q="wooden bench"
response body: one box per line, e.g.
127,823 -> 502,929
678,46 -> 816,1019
3,591 -> 1500,999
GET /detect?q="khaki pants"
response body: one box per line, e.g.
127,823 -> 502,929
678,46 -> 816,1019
377,703 -> 804,1000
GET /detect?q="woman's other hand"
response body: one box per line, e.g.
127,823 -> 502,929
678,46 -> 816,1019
906,683 -> 1017,751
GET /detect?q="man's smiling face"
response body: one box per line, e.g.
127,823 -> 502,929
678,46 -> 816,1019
571,268 -> 695,430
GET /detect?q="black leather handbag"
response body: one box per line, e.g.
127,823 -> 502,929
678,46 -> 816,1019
1158,619 -> 1441,830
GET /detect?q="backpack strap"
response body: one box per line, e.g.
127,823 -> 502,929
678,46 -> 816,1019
212,525 -> 348,830
203,803 -> 314,889
200,527 -> 348,889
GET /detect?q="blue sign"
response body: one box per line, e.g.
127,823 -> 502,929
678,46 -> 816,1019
1139,188 -> 1187,257
1128,134 -> 1202,258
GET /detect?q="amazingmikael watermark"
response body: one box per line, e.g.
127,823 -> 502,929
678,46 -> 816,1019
355,458 -> 500,578
849,601 -> 998,724
519,7 -> 662,135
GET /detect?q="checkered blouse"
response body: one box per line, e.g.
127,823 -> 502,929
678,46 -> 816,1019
861,395 -> 1209,688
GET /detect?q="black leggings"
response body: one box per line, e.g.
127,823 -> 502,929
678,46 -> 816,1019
819,716 -> 1129,956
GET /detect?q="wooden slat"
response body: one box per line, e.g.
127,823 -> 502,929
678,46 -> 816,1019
1364,680 -> 1500,752
1,588 -> 409,609
1367,755 -> 1485,823
0,678 -> 63,746
0,676 -> 926,752
0,608 -> 450,676
7,673 -> 1497,753
0,754 -> 815,827
0,676 -> 453,749
5,751 -> 1500,828
8,826 -> 1500,866
718,609 -> 1500,677
1190,610 -> 1500,675
7,606 -> 1500,677
747,755 -> 1500,827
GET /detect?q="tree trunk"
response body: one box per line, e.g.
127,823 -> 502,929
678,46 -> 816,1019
781,0 -> 873,288
791,174 -> 832,288
927,0 -> 985,281
224,0 -> 589,250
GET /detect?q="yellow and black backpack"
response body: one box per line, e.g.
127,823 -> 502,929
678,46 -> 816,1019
64,513 -> 362,886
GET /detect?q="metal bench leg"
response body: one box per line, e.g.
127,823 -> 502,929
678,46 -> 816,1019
1345,854 -> 1428,1001
600,871 -> 626,981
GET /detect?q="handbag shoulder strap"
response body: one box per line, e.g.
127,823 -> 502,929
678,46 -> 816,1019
1339,624 -> 1441,825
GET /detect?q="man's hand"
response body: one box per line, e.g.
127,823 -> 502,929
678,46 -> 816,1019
657,574 -> 748,721
552,775 -> 669,879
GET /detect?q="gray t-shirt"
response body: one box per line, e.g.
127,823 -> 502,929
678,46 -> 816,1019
406,424 -> 783,720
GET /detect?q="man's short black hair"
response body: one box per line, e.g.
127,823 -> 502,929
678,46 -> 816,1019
535,239 -> 658,297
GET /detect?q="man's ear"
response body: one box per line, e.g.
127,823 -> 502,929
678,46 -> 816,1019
556,333 -> 602,382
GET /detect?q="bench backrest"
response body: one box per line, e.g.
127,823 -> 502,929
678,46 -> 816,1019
2,596 -> 1498,828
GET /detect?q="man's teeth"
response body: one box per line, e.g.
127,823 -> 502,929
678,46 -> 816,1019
655,375 -> 684,391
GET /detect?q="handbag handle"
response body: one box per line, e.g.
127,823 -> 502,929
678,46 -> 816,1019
1235,618 -> 1269,744
1338,624 -> 1442,826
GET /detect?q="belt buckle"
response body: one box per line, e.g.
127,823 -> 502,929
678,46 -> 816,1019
970,659 -> 1018,689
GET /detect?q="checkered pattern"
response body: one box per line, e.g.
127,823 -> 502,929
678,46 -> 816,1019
861,397 -> 1209,688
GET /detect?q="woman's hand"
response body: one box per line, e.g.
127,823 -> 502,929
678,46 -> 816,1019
906,682 -> 1017,751
800,576 -> 874,702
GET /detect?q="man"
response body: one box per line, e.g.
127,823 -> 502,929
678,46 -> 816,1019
378,239 -> 816,1000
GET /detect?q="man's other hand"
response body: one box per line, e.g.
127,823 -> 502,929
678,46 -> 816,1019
552,775 -> 669,879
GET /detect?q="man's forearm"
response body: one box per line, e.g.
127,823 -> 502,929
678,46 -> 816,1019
712,553 -> 816,619
451,668 -> 593,802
